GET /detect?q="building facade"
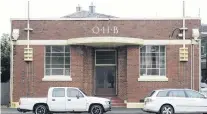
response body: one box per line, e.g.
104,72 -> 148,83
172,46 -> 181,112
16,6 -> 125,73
10,5 -> 201,108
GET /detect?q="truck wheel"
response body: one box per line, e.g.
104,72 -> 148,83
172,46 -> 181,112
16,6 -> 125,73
34,105 -> 48,114
90,104 -> 103,114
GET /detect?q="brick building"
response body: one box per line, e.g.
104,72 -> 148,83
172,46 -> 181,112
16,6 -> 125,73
10,5 -> 201,108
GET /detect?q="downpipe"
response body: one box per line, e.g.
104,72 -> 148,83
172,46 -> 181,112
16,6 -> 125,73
191,42 -> 193,89
199,39 -> 201,92
192,43 -> 194,90
9,38 -> 14,106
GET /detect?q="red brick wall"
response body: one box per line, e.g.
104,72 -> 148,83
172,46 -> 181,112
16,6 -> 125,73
82,46 -> 94,96
117,47 -> 127,100
126,45 -> 200,102
127,46 -> 140,102
193,45 -> 200,91
12,44 -> 200,102
12,20 -> 200,40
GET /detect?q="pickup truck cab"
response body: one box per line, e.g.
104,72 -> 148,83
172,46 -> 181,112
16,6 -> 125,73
17,87 -> 111,114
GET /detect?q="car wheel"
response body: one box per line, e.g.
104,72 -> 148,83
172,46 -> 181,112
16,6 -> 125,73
90,104 -> 103,114
160,104 -> 174,114
34,105 -> 48,114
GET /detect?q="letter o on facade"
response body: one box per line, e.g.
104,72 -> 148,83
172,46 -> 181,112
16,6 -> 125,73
92,26 -> 99,34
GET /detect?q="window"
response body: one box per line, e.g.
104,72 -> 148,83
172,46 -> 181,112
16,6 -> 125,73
140,45 -> 166,76
52,88 -> 65,97
185,90 -> 205,98
45,46 -> 70,76
201,46 -> 205,56
168,90 -> 186,97
67,89 -> 84,97
95,50 -> 116,65
157,91 -> 168,97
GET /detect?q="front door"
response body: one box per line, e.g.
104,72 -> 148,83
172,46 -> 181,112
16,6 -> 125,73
48,88 -> 66,111
66,88 -> 87,111
95,50 -> 116,96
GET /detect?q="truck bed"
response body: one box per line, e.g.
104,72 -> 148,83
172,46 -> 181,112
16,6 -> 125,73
19,97 -> 47,110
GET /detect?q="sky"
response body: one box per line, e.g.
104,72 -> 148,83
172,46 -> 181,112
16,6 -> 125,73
0,0 -> 207,36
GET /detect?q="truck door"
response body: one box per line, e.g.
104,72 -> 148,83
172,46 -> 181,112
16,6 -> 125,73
66,88 -> 87,111
48,88 -> 66,111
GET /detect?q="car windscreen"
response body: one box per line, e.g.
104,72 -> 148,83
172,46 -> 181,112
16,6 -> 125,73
147,90 -> 155,97
78,89 -> 87,96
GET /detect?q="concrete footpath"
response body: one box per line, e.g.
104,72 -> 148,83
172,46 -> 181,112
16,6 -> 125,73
1,107 -> 150,114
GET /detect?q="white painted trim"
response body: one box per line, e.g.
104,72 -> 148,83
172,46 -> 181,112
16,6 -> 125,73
10,40 -> 14,104
10,17 -> 200,21
126,102 -> 144,108
67,37 -> 144,46
143,40 -> 198,45
10,102 -> 19,108
14,39 -> 198,45
138,76 -> 168,82
15,40 -> 68,45
201,32 -> 207,35
42,76 -> 72,81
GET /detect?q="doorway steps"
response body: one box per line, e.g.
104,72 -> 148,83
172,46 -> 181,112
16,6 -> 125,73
105,97 -> 126,107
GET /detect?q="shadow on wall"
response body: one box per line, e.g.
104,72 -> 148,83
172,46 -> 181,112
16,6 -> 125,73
1,81 -> 10,106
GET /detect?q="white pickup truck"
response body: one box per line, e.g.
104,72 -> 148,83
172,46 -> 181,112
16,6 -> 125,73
17,87 -> 111,114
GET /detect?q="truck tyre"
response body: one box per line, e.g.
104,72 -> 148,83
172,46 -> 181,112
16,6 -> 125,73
90,104 -> 103,114
34,105 -> 48,114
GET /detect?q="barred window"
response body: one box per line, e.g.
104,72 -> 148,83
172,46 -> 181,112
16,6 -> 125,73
140,45 -> 166,76
45,46 -> 70,76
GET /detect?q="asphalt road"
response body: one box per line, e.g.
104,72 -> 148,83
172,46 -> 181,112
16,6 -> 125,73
1,108 -> 150,114
1,108 -> 203,114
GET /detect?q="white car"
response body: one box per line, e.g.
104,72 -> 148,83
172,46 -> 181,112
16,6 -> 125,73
142,88 -> 207,114
201,82 -> 207,88
201,88 -> 207,96
17,87 -> 111,114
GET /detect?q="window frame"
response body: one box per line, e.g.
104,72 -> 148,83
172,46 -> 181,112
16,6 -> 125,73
44,45 -> 71,77
95,49 -> 117,66
52,88 -> 65,97
167,90 -> 187,98
156,90 -> 169,97
201,46 -> 205,56
139,45 -> 166,76
67,88 -> 84,98
184,89 -> 206,99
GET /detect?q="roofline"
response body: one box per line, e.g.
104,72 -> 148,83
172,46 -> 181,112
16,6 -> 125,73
10,17 -> 201,21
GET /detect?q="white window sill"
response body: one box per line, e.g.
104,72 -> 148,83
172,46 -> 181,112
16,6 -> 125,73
42,76 -> 72,81
138,76 -> 168,82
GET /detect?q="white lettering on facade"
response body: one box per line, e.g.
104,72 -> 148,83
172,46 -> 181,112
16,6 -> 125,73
113,26 -> 118,34
92,26 -> 118,34
92,26 -> 100,34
